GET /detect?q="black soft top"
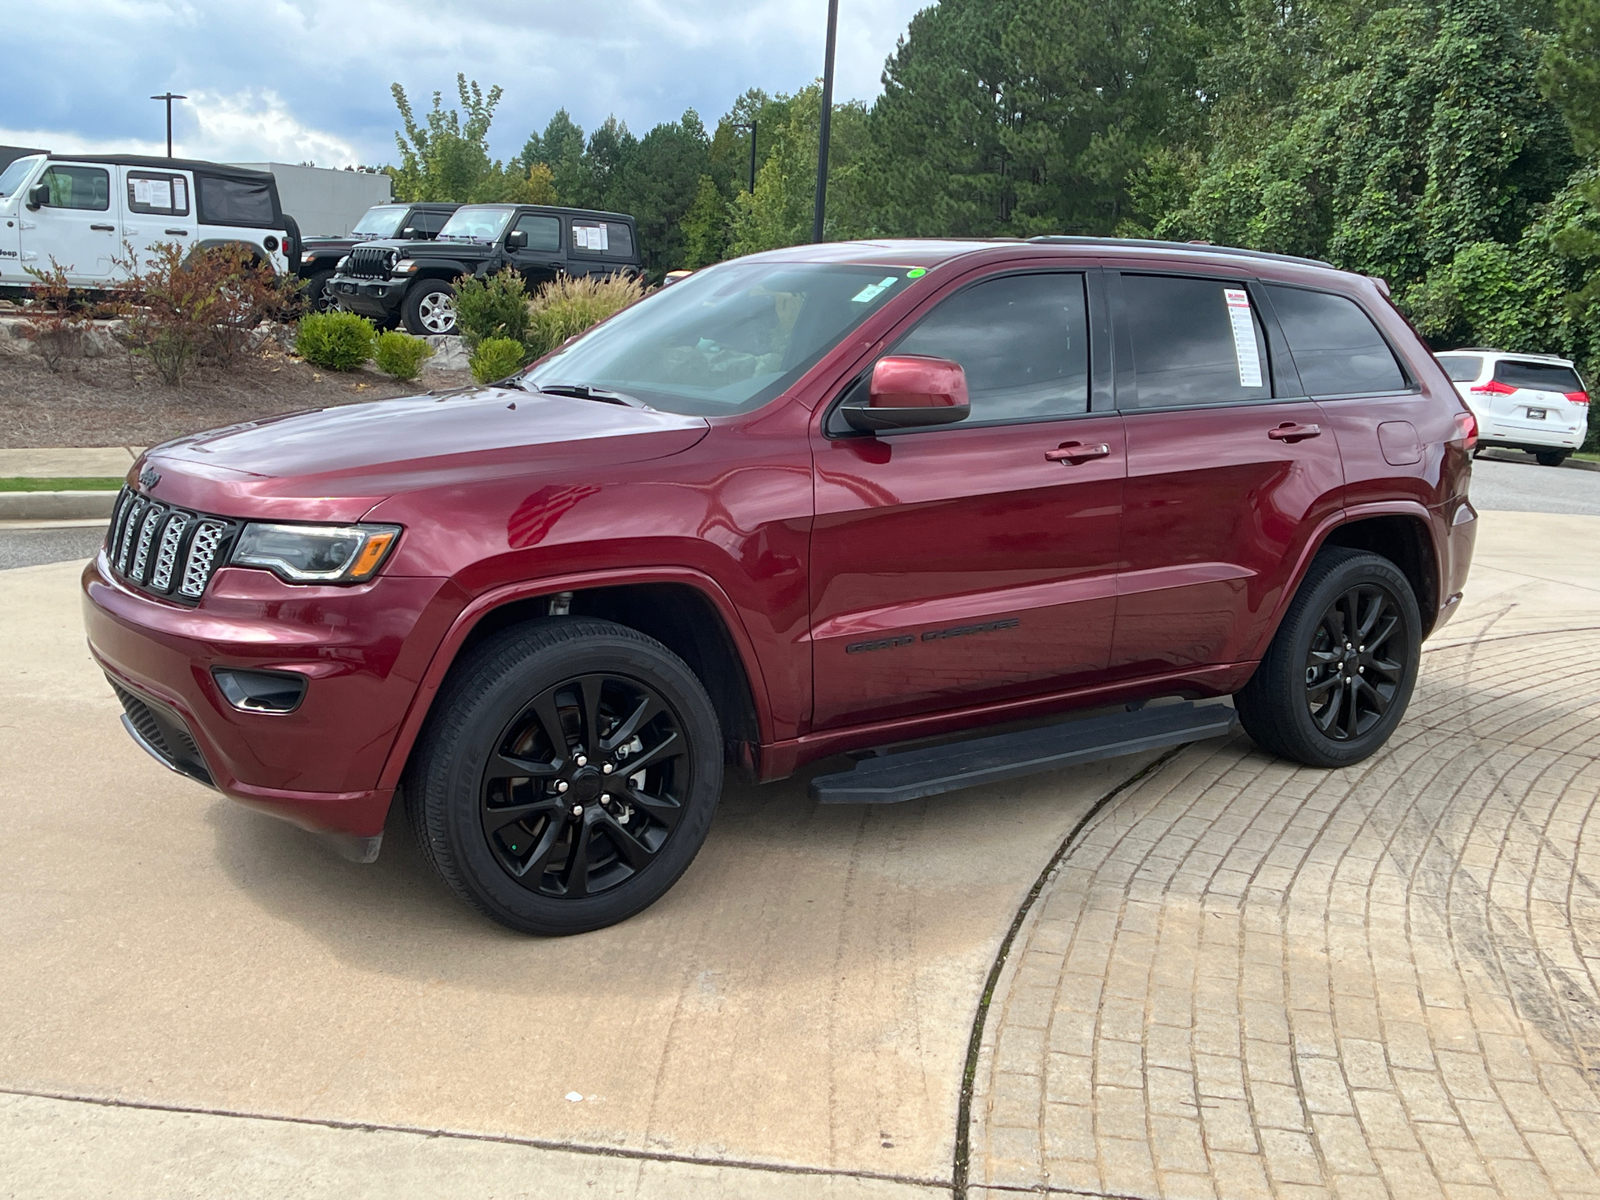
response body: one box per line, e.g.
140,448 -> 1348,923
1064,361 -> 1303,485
46,153 -> 274,185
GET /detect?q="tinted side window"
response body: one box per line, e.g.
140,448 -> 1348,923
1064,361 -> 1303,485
514,213 -> 561,251
42,165 -> 109,211
1493,359 -> 1584,393
893,272 -> 1090,422
1436,354 -> 1484,383
572,219 -> 635,259
196,175 -> 275,227
1263,285 -> 1406,395
1120,274 -> 1270,408
410,210 -> 448,236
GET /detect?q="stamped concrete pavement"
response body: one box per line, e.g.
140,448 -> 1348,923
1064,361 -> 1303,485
969,510 -> 1600,1199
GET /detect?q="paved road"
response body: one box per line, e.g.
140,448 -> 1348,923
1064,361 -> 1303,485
0,523 -> 105,570
1468,452 -> 1600,516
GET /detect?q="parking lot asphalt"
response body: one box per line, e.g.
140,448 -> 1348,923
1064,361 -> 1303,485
4,510 -> 1600,1198
1465,453 -> 1600,516
0,522 -> 107,570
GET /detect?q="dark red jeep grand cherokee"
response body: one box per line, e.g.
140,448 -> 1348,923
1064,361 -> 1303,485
83,238 -> 1477,934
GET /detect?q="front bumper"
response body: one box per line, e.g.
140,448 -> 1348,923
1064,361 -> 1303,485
330,274 -> 405,319
83,551 -> 460,838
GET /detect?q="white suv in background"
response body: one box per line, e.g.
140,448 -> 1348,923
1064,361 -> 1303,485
1435,349 -> 1590,466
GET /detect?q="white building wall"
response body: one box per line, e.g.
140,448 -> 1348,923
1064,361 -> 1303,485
230,163 -> 392,236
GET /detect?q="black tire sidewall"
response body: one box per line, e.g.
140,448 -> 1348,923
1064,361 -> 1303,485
308,271 -> 335,312
1279,554 -> 1420,766
402,279 -> 455,335
421,624 -> 722,934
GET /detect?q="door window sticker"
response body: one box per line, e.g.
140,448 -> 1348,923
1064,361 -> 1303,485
1224,288 -> 1264,389
573,223 -> 609,252
128,173 -> 188,215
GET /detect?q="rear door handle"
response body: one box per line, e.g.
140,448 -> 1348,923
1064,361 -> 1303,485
90,224 -> 115,232
1268,422 -> 1321,442
1045,441 -> 1112,464
165,228 -> 188,236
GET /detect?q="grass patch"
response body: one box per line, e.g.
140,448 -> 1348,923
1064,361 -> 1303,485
0,477 -> 125,492
1575,451 -> 1599,463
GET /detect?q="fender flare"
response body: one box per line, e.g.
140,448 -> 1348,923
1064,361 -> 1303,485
1248,499 -> 1443,662
373,566 -> 777,794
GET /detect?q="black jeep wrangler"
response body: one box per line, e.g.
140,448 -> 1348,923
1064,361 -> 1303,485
329,203 -> 641,335
297,202 -> 460,311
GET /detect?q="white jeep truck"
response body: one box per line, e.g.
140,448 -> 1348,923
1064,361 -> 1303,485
0,152 -> 293,297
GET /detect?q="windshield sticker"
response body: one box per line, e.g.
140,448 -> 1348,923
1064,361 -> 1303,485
1224,288 -> 1264,389
906,267 -> 927,278
851,276 -> 899,304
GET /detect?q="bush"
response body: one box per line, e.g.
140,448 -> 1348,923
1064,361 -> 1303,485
21,259 -> 91,373
454,267 -> 530,350
296,310 -> 377,371
469,336 -> 528,383
373,329 -> 433,381
525,272 -> 649,359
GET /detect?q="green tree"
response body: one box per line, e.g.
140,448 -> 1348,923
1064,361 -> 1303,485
680,175 -> 731,267
609,111 -> 713,275
389,76 -> 510,202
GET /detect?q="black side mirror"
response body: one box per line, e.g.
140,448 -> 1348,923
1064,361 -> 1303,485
26,183 -> 48,210
505,229 -> 528,250
401,227 -> 417,238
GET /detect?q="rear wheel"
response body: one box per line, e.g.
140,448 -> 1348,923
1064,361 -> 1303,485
1236,548 -> 1420,768
1536,450 -> 1568,467
405,619 -> 723,935
402,279 -> 456,335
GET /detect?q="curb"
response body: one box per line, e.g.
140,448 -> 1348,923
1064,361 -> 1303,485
0,491 -> 117,521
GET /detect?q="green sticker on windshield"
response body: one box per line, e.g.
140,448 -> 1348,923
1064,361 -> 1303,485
907,267 -> 927,278
851,276 -> 899,304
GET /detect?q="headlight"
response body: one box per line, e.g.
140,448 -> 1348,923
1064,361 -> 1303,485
231,523 -> 400,583
392,258 -> 419,275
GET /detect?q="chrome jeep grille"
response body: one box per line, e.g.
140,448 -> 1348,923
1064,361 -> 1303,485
344,245 -> 394,279
104,487 -> 239,606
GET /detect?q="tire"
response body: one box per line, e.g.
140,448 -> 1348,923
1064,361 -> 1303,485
1536,450 -> 1568,467
306,270 -> 336,313
404,618 -> 723,935
402,279 -> 456,335
1235,547 -> 1421,769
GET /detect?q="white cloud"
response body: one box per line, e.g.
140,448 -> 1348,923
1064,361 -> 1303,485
184,90 -> 359,166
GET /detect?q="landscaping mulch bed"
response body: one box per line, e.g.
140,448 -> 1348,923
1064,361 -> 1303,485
0,340 -> 473,449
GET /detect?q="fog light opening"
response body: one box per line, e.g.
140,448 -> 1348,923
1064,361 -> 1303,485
212,667 -> 307,714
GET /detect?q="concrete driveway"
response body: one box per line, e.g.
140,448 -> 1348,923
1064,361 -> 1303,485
3,507 -> 1598,1199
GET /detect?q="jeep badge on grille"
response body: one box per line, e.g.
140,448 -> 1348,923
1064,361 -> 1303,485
139,467 -> 161,489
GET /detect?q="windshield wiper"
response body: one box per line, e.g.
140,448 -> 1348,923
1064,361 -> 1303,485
531,382 -> 648,409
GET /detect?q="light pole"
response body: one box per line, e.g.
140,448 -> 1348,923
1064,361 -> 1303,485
811,0 -> 839,243
150,92 -> 187,158
733,120 -> 758,194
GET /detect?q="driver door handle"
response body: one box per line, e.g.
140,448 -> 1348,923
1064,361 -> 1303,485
1045,441 -> 1112,464
1268,422 -> 1321,442
90,224 -> 115,232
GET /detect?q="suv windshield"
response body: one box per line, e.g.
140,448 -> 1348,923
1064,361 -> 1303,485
0,155 -> 43,199
523,261 -> 919,416
351,205 -> 407,238
437,206 -> 515,243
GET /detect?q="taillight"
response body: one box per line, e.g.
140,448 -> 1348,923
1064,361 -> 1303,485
1471,380 -> 1517,395
1454,410 -> 1478,450
1566,390 -> 1589,405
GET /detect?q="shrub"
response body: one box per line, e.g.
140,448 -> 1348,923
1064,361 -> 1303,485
113,242 -> 297,385
21,259 -> 91,373
296,310 -> 377,371
525,272 -> 649,359
373,329 -> 433,381
454,267 -> 530,350
469,336 -> 528,383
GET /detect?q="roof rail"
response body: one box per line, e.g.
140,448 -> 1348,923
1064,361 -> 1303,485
1026,235 -> 1334,270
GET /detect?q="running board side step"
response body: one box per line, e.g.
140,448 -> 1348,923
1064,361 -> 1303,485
808,701 -> 1238,805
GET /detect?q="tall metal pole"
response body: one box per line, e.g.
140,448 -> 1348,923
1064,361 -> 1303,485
150,92 -> 187,158
747,120 -> 758,195
811,0 -> 839,243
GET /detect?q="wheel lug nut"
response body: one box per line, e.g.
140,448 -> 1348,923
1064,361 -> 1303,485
572,804 -> 583,817
602,763 -> 613,774
557,781 -> 569,793
576,755 -> 587,767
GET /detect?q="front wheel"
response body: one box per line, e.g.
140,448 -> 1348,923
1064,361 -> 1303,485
405,619 -> 723,935
1235,547 -> 1421,768
1535,450 -> 1568,467
306,270 -> 336,312
402,279 -> 456,335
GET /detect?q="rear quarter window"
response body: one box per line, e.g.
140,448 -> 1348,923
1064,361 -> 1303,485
1263,285 -> 1407,395
1436,354 -> 1484,383
196,175 -> 276,227
1493,359 -> 1584,393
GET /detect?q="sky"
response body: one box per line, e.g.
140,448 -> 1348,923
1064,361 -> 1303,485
0,0 -> 928,168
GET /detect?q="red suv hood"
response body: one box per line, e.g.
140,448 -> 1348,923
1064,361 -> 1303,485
135,386 -> 711,523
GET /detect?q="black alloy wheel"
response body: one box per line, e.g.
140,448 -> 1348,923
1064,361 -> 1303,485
481,672 -> 688,899
1302,583 -> 1405,741
406,618 -> 722,935
1236,547 -> 1420,768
